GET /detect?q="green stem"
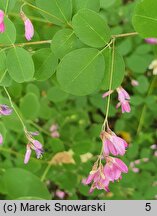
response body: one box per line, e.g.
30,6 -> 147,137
41,162 -> 52,182
112,32 -> 138,38
9,12 -> 52,24
0,40 -> 51,47
102,38 -> 116,130
136,76 -> 157,134
3,87 -> 26,132
5,0 -> 9,14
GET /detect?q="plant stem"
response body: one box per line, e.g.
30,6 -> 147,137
0,40 -> 51,48
5,0 -> 9,14
112,32 -> 138,38
136,76 -> 157,134
102,38 -> 116,129
3,87 -> 26,132
41,162 -> 52,182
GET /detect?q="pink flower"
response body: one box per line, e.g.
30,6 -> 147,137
50,124 -> 58,132
32,140 -> 43,159
150,144 -> 157,150
0,134 -> 3,145
24,19 -> 34,41
132,167 -> 139,173
102,90 -> 114,98
24,131 -> 44,164
83,163 -> 110,193
56,190 -> 65,199
116,87 -> 131,113
0,10 -> 5,33
20,11 -> 34,41
104,157 -> 128,182
117,87 -> 130,101
145,38 -> 157,44
100,129 -> 128,156
0,104 -> 12,116
24,145 -> 32,164
102,86 -> 131,114
131,79 -> 139,87
116,100 -> 131,113
50,123 -> 60,138
51,131 -> 60,138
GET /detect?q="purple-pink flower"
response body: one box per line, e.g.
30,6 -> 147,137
104,156 -> 128,182
24,131 -> 43,164
0,10 -> 5,33
116,87 -> 131,113
83,163 -> 110,193
102,86 -> 131,113
145,38 -> 157,44
131,79 -> 139,87
0,134 -> 3,145
24,145 -> 32,164
20,11 -> 34,41
50,123 -> 60,138
100,129 -> 128,156
55,190 -> 66,199
0,104 -> 12,116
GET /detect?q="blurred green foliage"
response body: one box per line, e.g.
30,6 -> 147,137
0,0 -> 157,200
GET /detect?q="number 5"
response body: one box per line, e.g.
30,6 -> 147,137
145,203 -> 151,211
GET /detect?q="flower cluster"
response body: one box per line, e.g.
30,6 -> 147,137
24,131 -> 44,164
49,124 -> 60,138
0,9 -> 34,40
83,127 -> 128,193
103,86 -> 131,113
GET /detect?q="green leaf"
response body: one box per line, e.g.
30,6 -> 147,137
0,50 -> 7,81
0,72 -> 12,87
0,17 -> 16,44
36,0 -> 72,26
47,86 -> 69,103
102,48 -> 125,90
3,111 -> 22,132
73,0 -> 100,13
0,50 -> 12,87
0,0 -> 17,12
100,0 -> 116,9
51,29 -> 80,59
132,0 -> 157,38
57,48 -> 105,96
136,76 -> 149,94
72,140 -> 94,155
33,48 -> 58,81
39,97 -> 53,120
20,93 -> 40,120
6,47 -> 35,83
72,9 -> 111,48
126,53 -> 152,73
2,168 -> 51,199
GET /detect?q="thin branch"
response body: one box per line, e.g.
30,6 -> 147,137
112,32 -> 138,38
0,40 -> 51,48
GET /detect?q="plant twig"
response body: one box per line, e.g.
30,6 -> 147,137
112,32 -> 138,38
0,40 -> 51,48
